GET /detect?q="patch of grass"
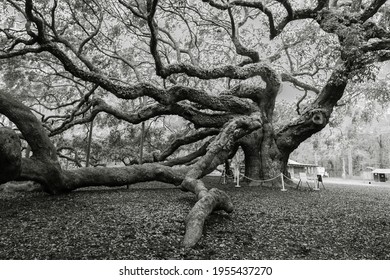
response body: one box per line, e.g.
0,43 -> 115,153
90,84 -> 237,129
1,177 -> 390,259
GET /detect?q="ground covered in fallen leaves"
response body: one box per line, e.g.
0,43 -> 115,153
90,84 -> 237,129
1,177 -> 390,260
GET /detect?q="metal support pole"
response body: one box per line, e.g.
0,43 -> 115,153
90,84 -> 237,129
235,167 -> 240,188
281,173 -> 287,191
86,119 -> 93,167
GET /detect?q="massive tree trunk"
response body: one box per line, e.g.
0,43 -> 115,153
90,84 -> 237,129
239,127 -> 285,187
240,132 -> 262,184
235,67 -> 285,186
238,65 -> 350,186
0,0 -> 387,250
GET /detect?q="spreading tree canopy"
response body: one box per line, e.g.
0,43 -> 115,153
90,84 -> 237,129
0,0 -> 389,247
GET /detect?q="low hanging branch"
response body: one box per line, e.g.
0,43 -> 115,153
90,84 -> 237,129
181,113 -> 263,247
0,89 -> 263,247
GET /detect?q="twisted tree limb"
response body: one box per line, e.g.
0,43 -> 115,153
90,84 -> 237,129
162,140 -> 211,167
49,99 -> 232,136
181,113 -> 263,247
157,128 -> 219,161
0,88 -> 263,247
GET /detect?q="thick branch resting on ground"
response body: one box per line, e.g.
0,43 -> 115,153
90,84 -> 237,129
181,112 -> 263,247
183,185 -> 233,247
0,87 -> 261,248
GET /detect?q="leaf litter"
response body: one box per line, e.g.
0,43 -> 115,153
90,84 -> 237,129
1,177 -> 390,259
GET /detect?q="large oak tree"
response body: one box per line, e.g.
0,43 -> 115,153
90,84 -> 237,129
1,0 -> 389,247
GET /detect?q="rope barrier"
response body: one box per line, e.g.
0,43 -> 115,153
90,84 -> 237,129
240,173 -> 281,183
282,173 -> 296,182
221,166 -> 324,192
235,172 -> 287,191
219,164 -> 297,192
219,170 -> 235,185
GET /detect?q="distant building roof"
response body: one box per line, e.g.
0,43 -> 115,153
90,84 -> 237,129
372,169 -> 390,174
288,159 -> 318,167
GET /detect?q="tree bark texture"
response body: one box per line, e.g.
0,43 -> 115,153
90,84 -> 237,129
0,128 -> 21,184
181,113 -> 262,247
